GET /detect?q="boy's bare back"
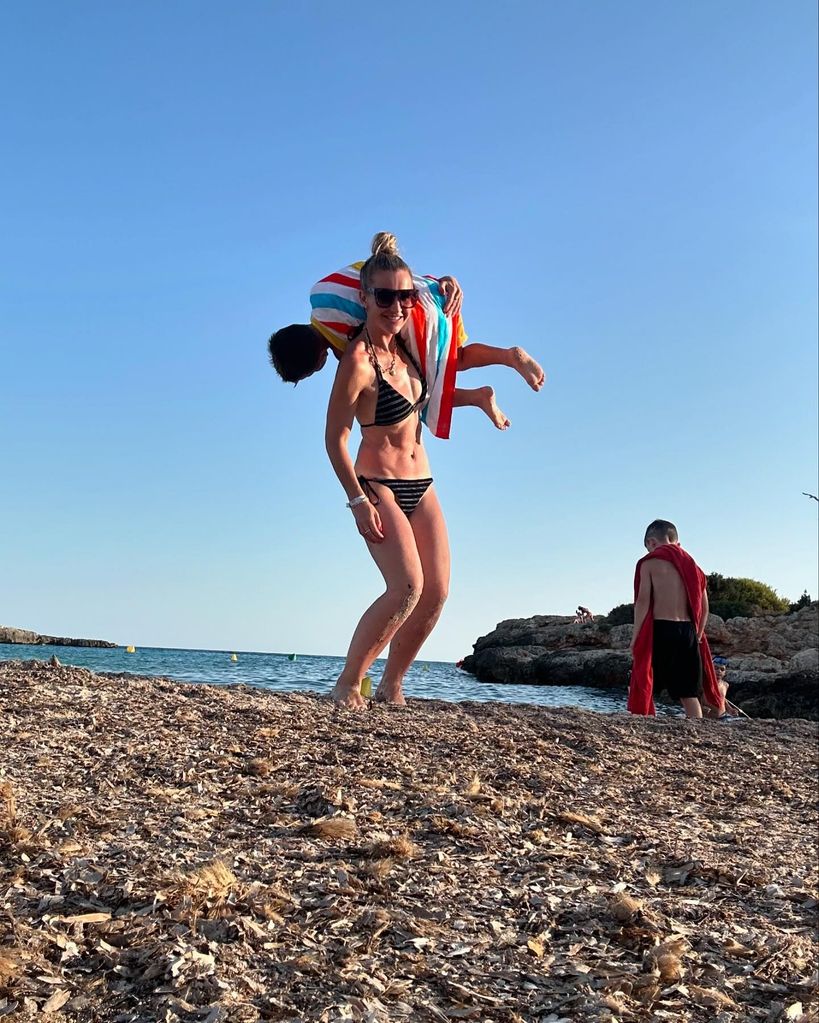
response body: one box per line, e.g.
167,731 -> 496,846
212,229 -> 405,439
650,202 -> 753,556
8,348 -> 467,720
645,559 -> 691,621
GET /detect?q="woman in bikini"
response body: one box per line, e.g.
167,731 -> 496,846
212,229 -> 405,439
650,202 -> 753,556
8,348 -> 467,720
326,234 -> 450,708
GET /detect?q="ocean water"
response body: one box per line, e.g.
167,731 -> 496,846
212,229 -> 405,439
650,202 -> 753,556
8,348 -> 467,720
0,642 -> 636,714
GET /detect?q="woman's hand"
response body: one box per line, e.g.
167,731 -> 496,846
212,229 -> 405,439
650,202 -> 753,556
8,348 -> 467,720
438,275 -> 463,317
352,501 -> 384,543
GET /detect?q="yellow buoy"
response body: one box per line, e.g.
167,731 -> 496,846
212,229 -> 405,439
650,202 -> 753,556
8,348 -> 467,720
230,653 -> 238,662
125,645 -> 136,654
360,675 -> 373,698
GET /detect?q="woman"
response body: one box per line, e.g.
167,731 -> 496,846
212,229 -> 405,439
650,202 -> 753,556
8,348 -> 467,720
325,234 -> 450,708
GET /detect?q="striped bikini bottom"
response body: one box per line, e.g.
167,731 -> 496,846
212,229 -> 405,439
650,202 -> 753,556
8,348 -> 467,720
358,475 -> 433,519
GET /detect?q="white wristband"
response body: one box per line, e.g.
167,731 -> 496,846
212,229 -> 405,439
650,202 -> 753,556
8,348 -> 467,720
346,494 -> 368,509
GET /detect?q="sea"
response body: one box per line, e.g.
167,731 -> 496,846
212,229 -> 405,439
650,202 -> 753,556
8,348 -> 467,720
0,642 -> 647,715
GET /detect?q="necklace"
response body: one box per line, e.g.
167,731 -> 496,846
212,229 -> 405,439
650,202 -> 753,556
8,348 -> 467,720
365,327 -> 397,376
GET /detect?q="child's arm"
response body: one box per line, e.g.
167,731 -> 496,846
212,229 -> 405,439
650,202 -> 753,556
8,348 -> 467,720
437,275 -> 463,317
697,587 -> 710,642
630,563 -> 652,652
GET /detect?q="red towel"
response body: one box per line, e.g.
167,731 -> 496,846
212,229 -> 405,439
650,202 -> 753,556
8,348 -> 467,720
627,544 -> 724,716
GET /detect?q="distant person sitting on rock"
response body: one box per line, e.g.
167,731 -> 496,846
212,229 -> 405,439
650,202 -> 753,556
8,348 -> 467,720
703,656 -> 739,719
578,605 -> 594,623
628,519 -> 725,719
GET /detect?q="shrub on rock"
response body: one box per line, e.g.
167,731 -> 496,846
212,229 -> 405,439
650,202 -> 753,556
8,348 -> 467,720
607,603 -> 634,625
707,574 -> 790,619
788,591 -> 813,614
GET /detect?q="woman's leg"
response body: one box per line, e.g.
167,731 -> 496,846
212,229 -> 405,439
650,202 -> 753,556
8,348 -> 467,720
375,487 -> 450,705
332,487 -> 424,709
457,342 -> 545,391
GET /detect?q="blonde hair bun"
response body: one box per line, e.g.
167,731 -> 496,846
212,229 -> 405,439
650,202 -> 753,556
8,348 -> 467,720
371,232 -> 400,257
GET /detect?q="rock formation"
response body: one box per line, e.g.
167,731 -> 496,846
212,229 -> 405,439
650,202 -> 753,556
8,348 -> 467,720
0,625 -> 117,648
461,604 -> 818,719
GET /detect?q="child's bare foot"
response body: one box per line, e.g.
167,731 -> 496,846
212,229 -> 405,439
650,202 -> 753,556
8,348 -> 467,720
476,386 -> 510,430
373,683 -> 407,706
332,679 -> 366,709
510,346 -> 545,391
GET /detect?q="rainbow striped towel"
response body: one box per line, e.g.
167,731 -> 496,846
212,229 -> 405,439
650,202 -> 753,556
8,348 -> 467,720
310,262 -> 467,440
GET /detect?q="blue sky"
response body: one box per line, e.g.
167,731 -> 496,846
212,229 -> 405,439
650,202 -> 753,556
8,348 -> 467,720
2,1 -> 816,660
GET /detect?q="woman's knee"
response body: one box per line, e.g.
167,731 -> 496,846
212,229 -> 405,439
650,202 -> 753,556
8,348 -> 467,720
420,578 -> 449,612
385,573 -> 424,618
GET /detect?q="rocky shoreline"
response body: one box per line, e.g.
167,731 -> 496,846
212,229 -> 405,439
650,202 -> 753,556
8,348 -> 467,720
461,603 -> 819,720
0,660 -> 816,1022
0,625 -> 116,649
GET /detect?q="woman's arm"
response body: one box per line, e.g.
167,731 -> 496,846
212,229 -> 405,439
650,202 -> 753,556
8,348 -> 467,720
325,350 -> 385,542
325,350 -> 365,502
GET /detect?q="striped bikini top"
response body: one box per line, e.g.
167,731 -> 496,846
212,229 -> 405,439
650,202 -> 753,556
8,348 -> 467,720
361,336 -> 428,429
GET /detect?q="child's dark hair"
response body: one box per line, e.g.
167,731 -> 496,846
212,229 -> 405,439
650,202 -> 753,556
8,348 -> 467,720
267,324 -> 325,383
644,519 -> 679,544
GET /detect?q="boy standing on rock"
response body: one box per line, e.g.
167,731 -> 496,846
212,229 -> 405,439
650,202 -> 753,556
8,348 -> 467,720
628,520 -> 725,719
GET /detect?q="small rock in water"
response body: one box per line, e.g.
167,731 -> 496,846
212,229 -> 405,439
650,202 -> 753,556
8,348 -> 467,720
49,654 -> 61,667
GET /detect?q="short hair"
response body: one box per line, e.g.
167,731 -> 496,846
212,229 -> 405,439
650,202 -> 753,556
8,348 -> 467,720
360,232 -> 412,292
267,324 -> 325,383
644,519 -> 678,544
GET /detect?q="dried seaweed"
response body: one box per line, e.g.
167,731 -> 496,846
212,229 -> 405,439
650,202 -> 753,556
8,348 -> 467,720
0,659 -> 817,1022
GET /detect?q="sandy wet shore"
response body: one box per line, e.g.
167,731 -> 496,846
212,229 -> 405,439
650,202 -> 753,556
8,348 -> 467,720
1,660 -> 817,1022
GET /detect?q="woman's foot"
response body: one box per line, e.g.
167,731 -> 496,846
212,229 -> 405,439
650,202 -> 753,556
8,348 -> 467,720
510,347 -> 545,391
373,682 -> 407,706
332,679 -> 367,709
476,386 -> 510,430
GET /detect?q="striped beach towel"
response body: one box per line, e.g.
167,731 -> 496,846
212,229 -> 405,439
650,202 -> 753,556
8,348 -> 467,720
310,262 -> 467,440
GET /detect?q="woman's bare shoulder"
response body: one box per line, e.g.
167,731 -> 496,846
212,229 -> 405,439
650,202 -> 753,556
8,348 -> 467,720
340,338 -> 374,377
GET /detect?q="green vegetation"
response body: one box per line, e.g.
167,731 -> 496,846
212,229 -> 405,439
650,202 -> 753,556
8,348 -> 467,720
788,591 -> 813,614
605,577 -> 808,623
607,603 -> 634,625
706,574 -> 790,620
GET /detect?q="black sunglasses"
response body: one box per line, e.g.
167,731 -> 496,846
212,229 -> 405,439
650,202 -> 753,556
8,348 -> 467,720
366,286 -> 419,309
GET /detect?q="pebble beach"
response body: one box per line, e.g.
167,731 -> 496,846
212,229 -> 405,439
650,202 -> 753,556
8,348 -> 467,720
1,660 -> 817,1022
